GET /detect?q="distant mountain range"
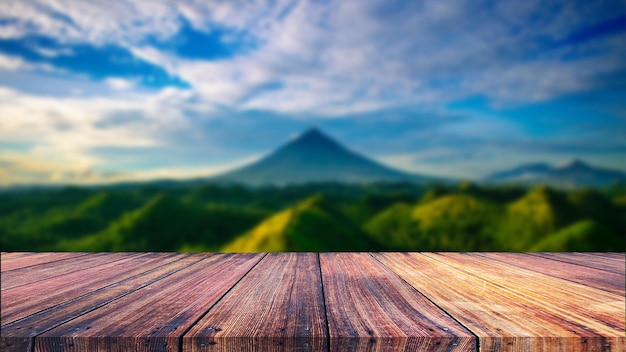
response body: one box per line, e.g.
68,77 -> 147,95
212,128 -> 625,189
212,128 -> 433,186
484,160 -> 626,188
3,128 -> 623,190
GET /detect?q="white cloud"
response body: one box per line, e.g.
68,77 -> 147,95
0,53 -> 62,72
1,0 -> 622,115
105,78 -> 134,90
0,54 -> 25,70
0,144 -> 261,186
0,84 -> 230,185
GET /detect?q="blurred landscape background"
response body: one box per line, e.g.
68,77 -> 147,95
2,128 -> 625,252
0,1 -> 624,252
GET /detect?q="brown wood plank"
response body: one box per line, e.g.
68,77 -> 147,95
433,253 -> 625,329
183,253 -> 327,352
1,252 -> 183,325
1,253 -> 204,352
480,253 -> 625,296
33,253 -> 264,352
588,252 -> 625,260
530,253 -> 625,274
375,253 -> 625,352
321,253 -> 475,352
1,252 -> 39,261
0,252 -> 138,291
0,252 -> 90,272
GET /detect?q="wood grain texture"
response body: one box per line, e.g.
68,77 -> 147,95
1,252 -> 182,324
376,253 -> 625,352
1,252 -> 132,290
530,252 -> 626,274
33,253 -> 264,352
590,252 -> 625,260
1,252 -> 623,352
0,252 -> 90,272
183,253 -> 327,352
1,253 -> 205,352
1,252 -> 23,259
480,252 -> 625,296
321,253 -> 475,352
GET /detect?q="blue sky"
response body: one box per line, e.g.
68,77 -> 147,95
0,0 -> 624,185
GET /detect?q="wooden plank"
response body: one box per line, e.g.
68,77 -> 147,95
433,253 -> 625,329
1,252 -> 183,325
1,252 -> 40,261
1,253 -> 205,352
530,253 -> 625,274
33,253 -> 264,352
0,252 -> 136,290
321,253 -> 475,352
183,253 -> 327,352
480,253 -> 625,296
375,253 -> 625,352
589,252 -> 625,260
0,252 -> 90,272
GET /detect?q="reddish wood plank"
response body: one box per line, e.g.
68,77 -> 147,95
0,252 -> 90,272
375,253 -> 625,352
34,253 -> 264,352
436,253 -> 625,351
1,252 -> 183,325
589,252 -> 625,260
480,252 -> 625,296
1,253 -> 205,352
531,252 -> 625,274
1,252 -> 39,261
183,253 -> 327,352
321,253 -> 475,352
1,252 -> 135,290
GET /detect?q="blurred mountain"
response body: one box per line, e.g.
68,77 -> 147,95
213,128 -> 435,186
485,159 -> 626,188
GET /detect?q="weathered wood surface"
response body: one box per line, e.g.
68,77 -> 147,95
0,252 -> 90,272
479,252 -> 625,296
1,252 -> 130,290
35,253 -> 263,352
1,252 -> 624,352
184,253 -> 326,352
374,253 -> 625,352
1,254 -> 207,352
321,253 -> 475,352
530,252 -> 626,274
590,252 -> 625,260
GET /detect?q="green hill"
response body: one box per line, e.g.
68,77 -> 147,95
363,202 -> 417,249
0,190 -> 143,250
531,220 -> 622,251
497,186 -> 578,250
1,182 -> 623,252
56,193 -> 265,251
365,194 -> 500,251
222,195 -> 376,252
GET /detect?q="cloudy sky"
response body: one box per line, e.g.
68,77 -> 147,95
0,0 -> 624,185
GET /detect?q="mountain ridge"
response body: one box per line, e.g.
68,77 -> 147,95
485,159 -> 626,188
212,128 -> 434,186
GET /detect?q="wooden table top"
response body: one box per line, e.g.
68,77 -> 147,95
1,252 -> 624,352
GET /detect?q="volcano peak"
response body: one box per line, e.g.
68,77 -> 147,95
213,128 -> 430,186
